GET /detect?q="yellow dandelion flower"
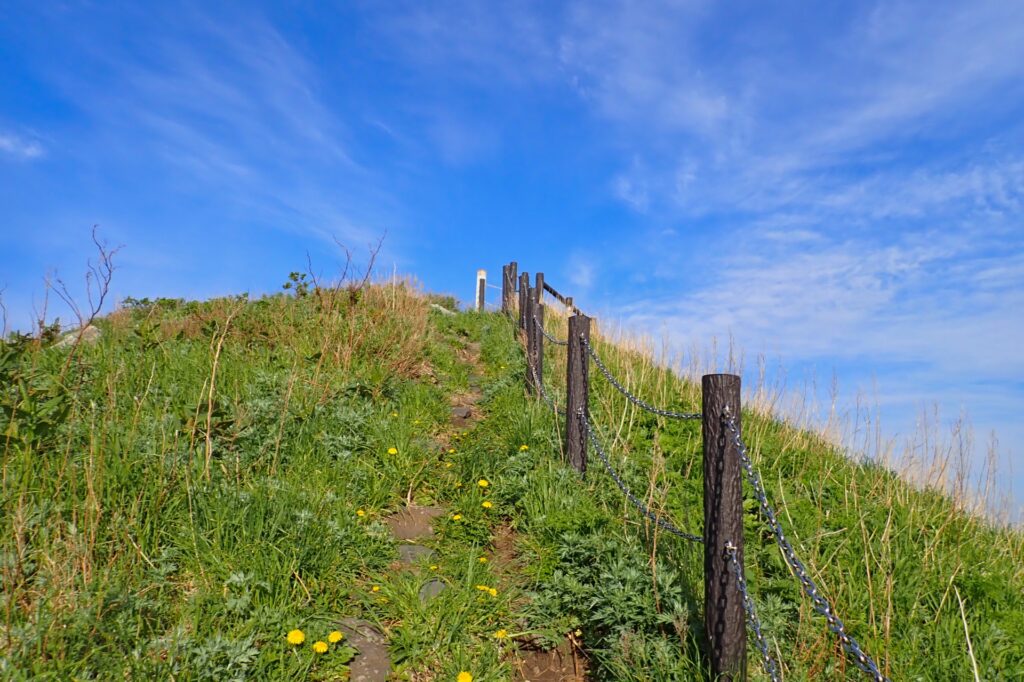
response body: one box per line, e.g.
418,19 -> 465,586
519,444 -> 529,451
286,629 -> 305,645
312,640 -> 328,654
488,587 -> 498,597
477,479 -> 489,488
448,448 -> 456,454
481,501 -> 493,509
391,411 -> 398,417
371,585 -> 381,592
356,509 -> 366,517
387,447 -> 398,455
445,462 -> 453,468
452,514 -> 462,521
478,556 -> 488,563
328,630 -> 344,643
493,629 -> 509,639
475,584 -> 489,591
454,481 -> 462,488
413,419 -> 421,425
457,673 -> 473,682
429,564 -> 438,570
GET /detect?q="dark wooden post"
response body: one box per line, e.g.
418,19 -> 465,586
565,314 -> 590,475
702,374 -> 746,681
532,300 -> 544,397
535,272 -> 544,304
525,288 -> 537,393
565,296 -> 573,311
502,262 -> 517,315
518,272 -> 529,330
476,269 -> 486,312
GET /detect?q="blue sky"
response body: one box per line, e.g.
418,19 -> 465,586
1,2 -> 1022,516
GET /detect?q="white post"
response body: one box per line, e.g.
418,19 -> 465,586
476,269 -> 486,312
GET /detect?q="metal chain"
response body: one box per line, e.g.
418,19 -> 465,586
579,410 -> 703,544
724,412 -> 890,682
582,337 -> 701,420
725,542 -> 781,682
533,315 -> 569,346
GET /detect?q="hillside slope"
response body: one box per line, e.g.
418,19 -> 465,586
1,284 -> 1022,680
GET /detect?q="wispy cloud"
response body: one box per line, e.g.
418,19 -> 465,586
36,5 -> 388,251
0,132 -> 44,159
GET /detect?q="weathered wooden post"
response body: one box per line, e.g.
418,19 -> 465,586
518,272 -> 529,330
525,288 -> 537,393
532,299 -> 544,397
565,296 -> 573,311
476,269 -> 486,312
565,313 -> 590,475
702,374 -> 746,680
535,272 -> 544,304
502,262 -> 517,315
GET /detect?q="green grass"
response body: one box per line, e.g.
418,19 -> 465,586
2,284 -> 1022,680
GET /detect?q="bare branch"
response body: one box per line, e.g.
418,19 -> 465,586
352,230 -> 386,293
331,236 -> 354,286
56,226 -> 123,376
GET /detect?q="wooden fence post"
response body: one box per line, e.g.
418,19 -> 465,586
702,373 -> 746,681
502,262 -> 517,314
524,288 -> 536,393
535,272 -> 544,304
476,269 -> 486,312
565,313 -> 590,475
532,299 -> 544,397
518,272 -> 529,330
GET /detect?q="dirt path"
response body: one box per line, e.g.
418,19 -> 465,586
350,334 -> 586,680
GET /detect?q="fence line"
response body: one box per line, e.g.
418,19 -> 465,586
581,410 -> 704,543
582,335 -> 702,420
725,412 -> 888,682
497,262 -> 891,682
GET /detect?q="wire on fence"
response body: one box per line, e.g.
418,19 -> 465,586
579,410 -> 704,544
724,412 -> 890,682
582,337 -> 702,420
726,542 -> 781,682
533,315 -> 568,346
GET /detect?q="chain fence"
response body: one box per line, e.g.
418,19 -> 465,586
582,337 -> 702,420
726,542 -> 781,682
512,271 -> 889,681
724,411 -> 890,682
533,315 -> 568,346
580,410 -> 704,544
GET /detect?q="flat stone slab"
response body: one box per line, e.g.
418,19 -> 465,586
340,618 -> 390,682
397,544 -> 435,564
514,639 -> 586,682
451,405 -> 472,419
385,506 -> 444,541
419,578 -> 446,603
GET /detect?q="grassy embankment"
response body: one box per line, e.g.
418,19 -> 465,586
2,282 -> 1022,680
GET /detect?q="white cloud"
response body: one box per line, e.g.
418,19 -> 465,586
566,251 -> 596,291
0,132 -> 44,159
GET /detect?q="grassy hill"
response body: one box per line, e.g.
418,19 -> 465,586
2,281 -> 1022,680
